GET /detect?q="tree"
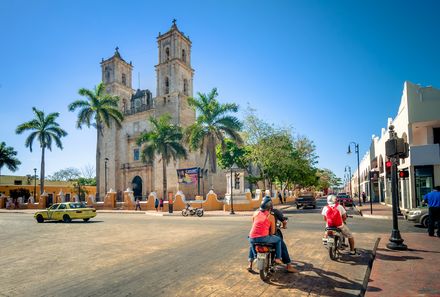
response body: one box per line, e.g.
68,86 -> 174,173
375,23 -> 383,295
81,164 -> 95,179
47,167 -> 81,181
16,107 -> 67,194
137,114 -> 187,200
185,88 -> 242,188
68,82 -> 123,199
0,142 -> 21,183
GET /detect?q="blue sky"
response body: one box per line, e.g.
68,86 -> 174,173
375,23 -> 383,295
1,0 -> 439,181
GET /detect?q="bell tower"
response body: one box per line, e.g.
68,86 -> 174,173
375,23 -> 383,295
98,48 -> 134,198
155,20 -> 195,126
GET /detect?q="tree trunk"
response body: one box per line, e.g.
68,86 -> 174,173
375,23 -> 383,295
96,125 -> 101,200
40,146 -> 45,194
162,157 -> 167,200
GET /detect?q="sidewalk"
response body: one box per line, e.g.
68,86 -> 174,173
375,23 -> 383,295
366,233 -> 440,297
355,202 -> 403,220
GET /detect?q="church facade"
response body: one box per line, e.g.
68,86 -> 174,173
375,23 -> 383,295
97,22 -> 224,200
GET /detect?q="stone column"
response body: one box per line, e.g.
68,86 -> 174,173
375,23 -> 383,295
124,188 -> 135,210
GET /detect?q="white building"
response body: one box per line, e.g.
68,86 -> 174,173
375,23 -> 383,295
352,81 -> 440,210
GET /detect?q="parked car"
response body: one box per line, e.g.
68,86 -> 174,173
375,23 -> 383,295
336,193 -> 353,207
34,202 -> 96,223
405,207 -> 429,228
295,195 -> 316,209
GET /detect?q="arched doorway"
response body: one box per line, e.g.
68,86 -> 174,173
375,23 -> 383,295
132,176 -> 142,199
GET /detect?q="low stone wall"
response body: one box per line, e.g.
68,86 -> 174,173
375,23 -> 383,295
0,189 -> 300,212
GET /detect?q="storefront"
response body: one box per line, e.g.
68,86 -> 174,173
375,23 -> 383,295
414,165 -> 434,207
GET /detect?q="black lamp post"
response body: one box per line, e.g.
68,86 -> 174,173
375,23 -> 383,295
344,165 -> 352,196
229,163 -> 239,215
104,157 -> 109,201
385,125 -> 407,250
347,142 -> 362,206
33,168 -> 37,199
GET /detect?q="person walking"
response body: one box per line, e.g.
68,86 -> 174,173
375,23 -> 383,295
154,198 -> 159,212
278,191 -> 283,204
135,198 -> 141,211
362,192 -> 366,204
159,198 -> 164,212
423,186 -> 440,237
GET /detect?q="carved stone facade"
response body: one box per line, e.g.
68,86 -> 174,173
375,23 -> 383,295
98,22 -> 225,200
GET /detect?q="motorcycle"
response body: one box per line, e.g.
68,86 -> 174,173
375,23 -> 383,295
323,226 -> 346,260
254,221 -> 284,282
181,203 -> 204,217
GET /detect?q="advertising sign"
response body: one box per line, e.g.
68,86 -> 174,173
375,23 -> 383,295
177,167 -> 200,184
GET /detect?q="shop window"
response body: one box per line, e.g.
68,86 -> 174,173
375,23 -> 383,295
414,165 -> 434,206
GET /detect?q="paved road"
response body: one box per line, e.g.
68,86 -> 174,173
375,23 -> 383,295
0,203 -> 424,297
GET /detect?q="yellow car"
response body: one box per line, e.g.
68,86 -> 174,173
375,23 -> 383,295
34,202 -> 97,223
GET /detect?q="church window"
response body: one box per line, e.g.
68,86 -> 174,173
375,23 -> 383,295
122,99 -> 127,112
182,49 -> 186,62
122,73 -> 127,86
134,148 -> 140,161
183,79 -> 188,95
165,77 -> 169,94
165,47 -> 170,60
134,98 -> 141,111
105,67 -> 111,82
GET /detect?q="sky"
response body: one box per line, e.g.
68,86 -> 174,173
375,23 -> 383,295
1,0 -> 440,181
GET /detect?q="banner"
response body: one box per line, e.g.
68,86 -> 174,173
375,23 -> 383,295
177,167 -> 199,184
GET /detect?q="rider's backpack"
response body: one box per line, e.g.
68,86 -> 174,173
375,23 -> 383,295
326,204 -> 343,227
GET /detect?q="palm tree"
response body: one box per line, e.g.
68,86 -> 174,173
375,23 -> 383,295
136,114 -> 187,200
68,82 -> 123,199
0,142 -> 21,184
185,88 -> 242,187
16,107 -> 67,194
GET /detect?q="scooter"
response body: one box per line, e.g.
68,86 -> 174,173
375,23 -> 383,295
181,203 -> 204,217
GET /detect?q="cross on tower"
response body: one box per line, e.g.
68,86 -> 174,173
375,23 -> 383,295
172,19 -> 177,26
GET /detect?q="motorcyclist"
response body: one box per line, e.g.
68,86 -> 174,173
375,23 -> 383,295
247,191 -> 298,273
322,194 -> 359,255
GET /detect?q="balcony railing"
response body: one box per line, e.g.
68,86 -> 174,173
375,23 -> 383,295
410,144 -> 440,166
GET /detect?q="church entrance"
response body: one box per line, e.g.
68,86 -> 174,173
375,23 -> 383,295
132,176 -> 143,200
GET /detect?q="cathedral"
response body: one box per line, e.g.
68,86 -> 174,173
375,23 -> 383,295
98,21 -> 224,200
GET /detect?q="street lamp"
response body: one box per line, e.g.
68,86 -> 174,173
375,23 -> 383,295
347,142 -> 362,206
344,165 -> 352,196
33,168 -> 37,199
229,163 -> 239,215
104,158 -> 109,200
385,125 -> 407,250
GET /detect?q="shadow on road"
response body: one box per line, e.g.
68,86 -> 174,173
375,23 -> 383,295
42,220 -> 104,224
265,260 -> 364,297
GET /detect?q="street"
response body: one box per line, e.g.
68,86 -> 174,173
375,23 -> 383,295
0,201 -> 426,297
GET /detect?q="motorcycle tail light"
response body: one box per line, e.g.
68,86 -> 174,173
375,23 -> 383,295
326,230 -> 334,236
255,246 -> 269,253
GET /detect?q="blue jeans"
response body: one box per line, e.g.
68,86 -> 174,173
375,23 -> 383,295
248,235 -> 282,260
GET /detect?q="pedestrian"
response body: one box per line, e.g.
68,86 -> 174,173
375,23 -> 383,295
154,198 -> 159,212
278,191 -> 283,204
168,195 -> 174,213
135,198 -> 141,211
362,192 -> 366,203
283,190 -> 287,204
159,198 -> 164,212
423,186 -> 440,237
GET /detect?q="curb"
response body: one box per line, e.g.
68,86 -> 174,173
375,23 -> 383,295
360,237 -> 381,297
